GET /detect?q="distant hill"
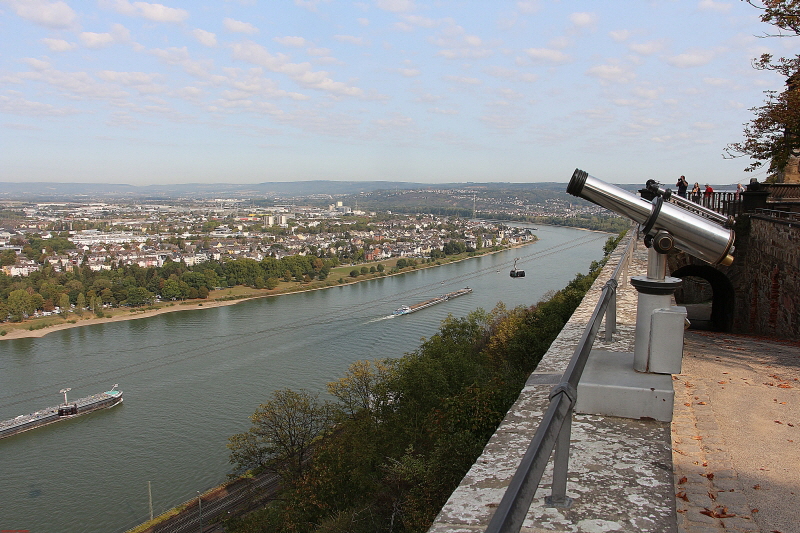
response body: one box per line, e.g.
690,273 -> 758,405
0,180 -> 652,202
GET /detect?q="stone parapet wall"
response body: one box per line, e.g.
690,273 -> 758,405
733,216 -> 799,338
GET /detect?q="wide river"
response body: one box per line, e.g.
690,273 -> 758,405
0,225 -> 608,533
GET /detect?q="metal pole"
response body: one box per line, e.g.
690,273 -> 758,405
148,481 -> 153,521
545,414 -> 573,508
604,290 -> 616,341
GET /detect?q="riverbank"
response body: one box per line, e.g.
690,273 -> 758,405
0,243 -> 532,341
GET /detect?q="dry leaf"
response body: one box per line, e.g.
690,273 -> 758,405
753,484 -> 761,490
697,401 -> 707,405
708,491 -> 717,500
676,491 -> 688,501
678,476 -> 688,484
706,473 -> 715,480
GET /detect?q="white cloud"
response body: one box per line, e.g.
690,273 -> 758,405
334,35 -> 367,46
0,92 -> 80,116
484,66 -> 537,83
609,30 -> 631,42
693,121 -> 716,129
293,0 -> 331,11
586,63 -> 636,84
570,12 -> 597,28
193,29 -> 217,47
24,58 -> 51,70
224,18 -> 259,34
394,68 -> 420,77
703,77 -> 730,86
358,18 -> 370,26
229,41 -> 365,97
443,75 -> 482,85
78,24 -> 130,49
102,0 -> 189,23
629,40 -> 665,56
666,48 -> 719,68
375,0 -> 415,13
275,36 -> 308,47
698,0 -> 731,13
516,1 -> 539,15
307,47 -> 331,56
525,48 -> 570,63
80,32 -> 116,49
41,38 -> 77,52
4,0 -> 77,29
631,86 -> 660,99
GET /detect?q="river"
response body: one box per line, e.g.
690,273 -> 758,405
0,225 -> 607,533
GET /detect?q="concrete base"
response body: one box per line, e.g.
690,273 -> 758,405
575,350 -> 674,422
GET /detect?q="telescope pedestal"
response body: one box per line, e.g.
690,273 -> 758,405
575,351 -> 674,422
631,275 -> 683,373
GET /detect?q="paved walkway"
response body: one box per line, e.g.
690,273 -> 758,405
672,331 -> 800,533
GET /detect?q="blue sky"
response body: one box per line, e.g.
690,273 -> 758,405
0,0 -> 793,185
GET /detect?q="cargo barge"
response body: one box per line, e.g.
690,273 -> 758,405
393,287 -> 472,315
0,385 -> 123,440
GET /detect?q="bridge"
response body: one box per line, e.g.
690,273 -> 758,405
429,184 -> 800,533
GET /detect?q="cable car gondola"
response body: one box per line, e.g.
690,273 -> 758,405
509,258 -> 525,278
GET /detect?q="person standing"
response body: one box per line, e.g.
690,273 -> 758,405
703,183 -> 714,207
691,182 -> 701,203
676,175 -> 688,198
735,183 -> 744,201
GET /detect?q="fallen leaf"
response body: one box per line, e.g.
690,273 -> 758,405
753,484 -> 761,490
684,402 -> 691,407
678,476 -> 688,484
708,491 -> 717,500
718,381 -> 727,384
764,382 -> 775,386
692,436 -> 703,440
752,508 -> 759,513
706,473 -> 715,480
697,401 -> 707,405
788,423 -> 795,427
778,384 -> 793,389
775,420 -> 783,424
676,491 -> 688,501
700,506 -> 736,518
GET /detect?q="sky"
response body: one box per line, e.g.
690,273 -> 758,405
0,0 -> 795,186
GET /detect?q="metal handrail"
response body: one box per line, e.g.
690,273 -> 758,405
484,233 -> 635,533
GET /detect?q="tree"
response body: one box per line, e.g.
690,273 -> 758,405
76,293 -> 85,316
59,293 -> 70,317
725,1 -> 800,178
7,289 -> 33,321
227,389 -> 334,479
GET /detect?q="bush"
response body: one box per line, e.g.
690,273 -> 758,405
350,269 -> 360,278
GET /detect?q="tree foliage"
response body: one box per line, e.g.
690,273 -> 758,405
725,1 -> 800,175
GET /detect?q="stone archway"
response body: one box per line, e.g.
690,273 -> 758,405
671,264 -> 735,332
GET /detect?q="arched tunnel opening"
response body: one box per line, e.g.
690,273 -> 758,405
671,264 -> 735,332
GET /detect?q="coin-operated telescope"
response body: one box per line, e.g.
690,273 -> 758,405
567,169 -> 735,379
568,169 -> 734,266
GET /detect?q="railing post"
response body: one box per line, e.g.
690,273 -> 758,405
545,413 -> 573,508
604,290 -> 616,341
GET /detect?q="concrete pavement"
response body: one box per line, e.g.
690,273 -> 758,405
672,331 -> 800,533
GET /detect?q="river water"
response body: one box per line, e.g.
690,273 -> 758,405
0,225 -> 607,533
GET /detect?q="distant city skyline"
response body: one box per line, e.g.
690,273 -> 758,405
0,0 -> 789,185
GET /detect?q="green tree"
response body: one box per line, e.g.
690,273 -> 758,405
227,389 -> 334,479
59,293 -> 70,317
350,269 -> 360,278
126,286 -> 153,307
7,289 -> 33,321
76,293 -> 86,316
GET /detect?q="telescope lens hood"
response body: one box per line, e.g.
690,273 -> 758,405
567,168 -> 588,197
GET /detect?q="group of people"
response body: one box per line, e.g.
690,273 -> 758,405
675,175 -> 744,207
